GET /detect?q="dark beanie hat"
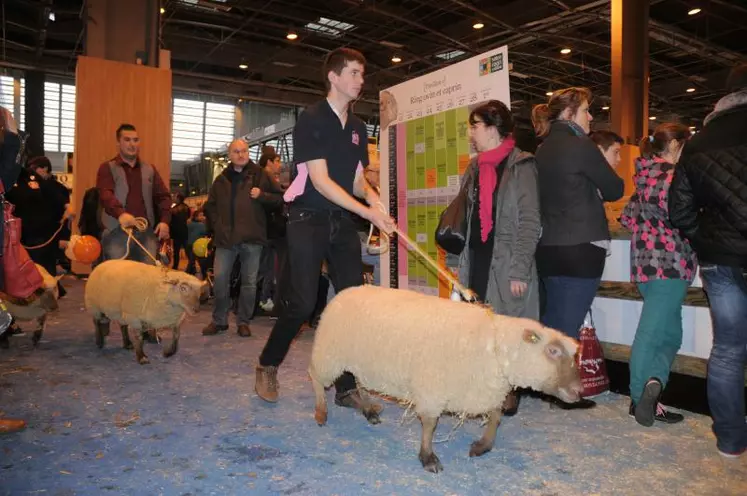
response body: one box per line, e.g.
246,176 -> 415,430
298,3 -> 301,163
726,63 -> 747,92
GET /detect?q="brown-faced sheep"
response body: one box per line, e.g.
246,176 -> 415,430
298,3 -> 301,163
0,264 -> 61,348
308,285 -> 583,473
84,260 -> 206,364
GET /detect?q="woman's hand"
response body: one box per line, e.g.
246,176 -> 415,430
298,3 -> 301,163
510,280 -> 527,298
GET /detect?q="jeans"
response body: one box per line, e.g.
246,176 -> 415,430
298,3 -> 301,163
212,243 -> 263,327
629,279 -> 689,403
260,208 -> 363,395
699,264 -> 747,454
102,227 -> 159,265
541,276 -> 601,339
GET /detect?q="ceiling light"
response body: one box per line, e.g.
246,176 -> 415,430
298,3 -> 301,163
560,48 -> 571,55
602,106 -> 610,110
239,64 -> 248,69
546,91 -> 553,96
688,8 -> 701,15
649,116 -> 657,120
160,7 -> 165,14
286,32 -> 298,40
473,22 -> 484,30
689,126 -> 696,130
49,12 -> 56,21
391,56 -> 402,63
686,87 -> 696,93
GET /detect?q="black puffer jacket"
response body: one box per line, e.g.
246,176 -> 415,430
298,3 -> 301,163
669,101 -> 747,267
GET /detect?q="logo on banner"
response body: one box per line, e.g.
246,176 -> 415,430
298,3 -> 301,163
479,53 -> 504,76
352,130 -> 359,145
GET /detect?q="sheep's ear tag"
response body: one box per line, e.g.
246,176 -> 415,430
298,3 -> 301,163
522,329 -> 541,344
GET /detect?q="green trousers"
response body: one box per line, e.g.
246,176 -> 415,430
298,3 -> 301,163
629,279 -> 689,404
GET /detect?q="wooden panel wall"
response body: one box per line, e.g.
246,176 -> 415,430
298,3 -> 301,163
72,56 -> 172,271
73,56 -> 172,213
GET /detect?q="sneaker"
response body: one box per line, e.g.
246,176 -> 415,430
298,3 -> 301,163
255,365 -> 279,403
634,378 -> 664,427
717,446 -> 746,459
237,324 -> 252,337
259,299 -> 274,312
629,401 -> 684,425
202,322 -> 228,336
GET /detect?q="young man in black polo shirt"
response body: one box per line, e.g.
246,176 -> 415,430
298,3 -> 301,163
255,48 -> 393,421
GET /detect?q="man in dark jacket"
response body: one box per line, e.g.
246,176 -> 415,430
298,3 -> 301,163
669,63 -> 747,459
203,139 -> 282,337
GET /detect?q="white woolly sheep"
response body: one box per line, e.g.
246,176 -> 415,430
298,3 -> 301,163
309,285 -> 583,473
0,264 -> 61,348
84,260 -> 206,364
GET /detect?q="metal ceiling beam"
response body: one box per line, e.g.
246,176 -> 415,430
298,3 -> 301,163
338,0 -> 474,54
187,0 -> 279,72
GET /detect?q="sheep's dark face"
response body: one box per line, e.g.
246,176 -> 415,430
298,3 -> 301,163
165,278 -> 206,316
507,327 -> 583,403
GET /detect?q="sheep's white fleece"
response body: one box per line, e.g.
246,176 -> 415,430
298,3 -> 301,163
84,260 -> 200,329
310,285 -> 578,418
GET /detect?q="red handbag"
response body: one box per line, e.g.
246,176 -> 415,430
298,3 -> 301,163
577,313 -> 610,397
1,180 -> 43,299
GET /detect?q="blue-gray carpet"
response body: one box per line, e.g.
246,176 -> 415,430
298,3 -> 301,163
1,277 -> 745,495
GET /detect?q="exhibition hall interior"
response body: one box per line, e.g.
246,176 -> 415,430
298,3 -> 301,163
0,0 -> 746,494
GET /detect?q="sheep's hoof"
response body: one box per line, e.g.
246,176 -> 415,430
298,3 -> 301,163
314,408 -> 328,426
0,335 -> 9,349
123,341 -> 133,350
363,409 -> 382,425
95,328 -> 105,349
162,348 -> 177,358
469,439 -> 493,458
418,451 -> 443,473
138,356 -> 150,365
32,330 -> 42,346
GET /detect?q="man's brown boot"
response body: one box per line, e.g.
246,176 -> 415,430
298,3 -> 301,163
255,365 -> 279,403
202,322 -> 228,336
0,418 -> 26,434
237,324 -> 251,337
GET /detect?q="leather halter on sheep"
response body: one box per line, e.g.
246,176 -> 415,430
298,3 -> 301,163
308,285 -> 583,473
85,260 -> 206,365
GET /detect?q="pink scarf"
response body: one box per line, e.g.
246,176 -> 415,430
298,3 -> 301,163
477,136 -> 516,242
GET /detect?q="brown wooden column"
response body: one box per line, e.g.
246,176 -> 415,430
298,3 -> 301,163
610,0 -> 650,199
85,0 -> 160,66
71,0 -> 170,273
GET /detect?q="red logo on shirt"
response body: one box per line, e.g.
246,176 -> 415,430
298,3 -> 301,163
352,131 -> 359,145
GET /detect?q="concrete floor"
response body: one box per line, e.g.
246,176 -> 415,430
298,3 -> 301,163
1,276 -> 745,496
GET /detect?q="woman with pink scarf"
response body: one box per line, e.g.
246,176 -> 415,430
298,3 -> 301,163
455,100 -> 542,413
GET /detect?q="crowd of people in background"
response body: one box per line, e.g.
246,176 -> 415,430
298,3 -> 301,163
0,50 -> 745,459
